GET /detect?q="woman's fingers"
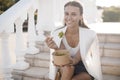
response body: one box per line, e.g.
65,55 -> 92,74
45,37 -> 58,49
45,37 -> 54,47
52,61 -> 61,67
52,61 -> 73,67
45,37 -> 53,43
47,40 -> 55,48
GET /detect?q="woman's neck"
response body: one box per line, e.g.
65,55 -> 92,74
66,26 -> 79,34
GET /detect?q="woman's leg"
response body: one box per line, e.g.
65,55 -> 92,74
60,65 -> 74,80
72,72 -> 93,80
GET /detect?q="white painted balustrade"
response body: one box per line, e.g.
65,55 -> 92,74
26,7 -> 39,54
14,17 -> 29,70
0,32 -> 13,80
0,0 -> 43,79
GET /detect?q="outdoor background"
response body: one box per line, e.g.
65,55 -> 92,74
1,0 -> 120,22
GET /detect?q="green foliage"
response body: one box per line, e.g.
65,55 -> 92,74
102,6 -> 120,22
0,0 -> 19,14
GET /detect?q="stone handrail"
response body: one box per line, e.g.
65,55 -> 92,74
0,0 -> 37,33
0,0 -> 40,79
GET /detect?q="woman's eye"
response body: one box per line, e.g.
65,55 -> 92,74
72,13 -> 76,16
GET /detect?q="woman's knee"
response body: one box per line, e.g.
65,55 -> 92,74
60,65 -> 74,77
72,72 -> 92,80
62,65 -> 74,72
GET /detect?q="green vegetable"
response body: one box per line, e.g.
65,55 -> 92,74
54,52 -> 66,56
58,31 -> 64,38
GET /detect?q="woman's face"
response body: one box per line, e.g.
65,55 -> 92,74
64,5 -> 82,28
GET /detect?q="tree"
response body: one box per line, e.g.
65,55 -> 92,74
102,6 -> 120,22
0,0 -> 19,14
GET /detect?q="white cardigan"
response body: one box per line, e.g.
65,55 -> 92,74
49,27 -> 103,80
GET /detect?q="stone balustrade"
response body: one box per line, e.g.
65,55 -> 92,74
0,0 -> 41,79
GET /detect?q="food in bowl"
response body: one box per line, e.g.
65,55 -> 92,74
53,50 -> 70,66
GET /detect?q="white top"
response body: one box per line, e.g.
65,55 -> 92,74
62,36 -> 80,57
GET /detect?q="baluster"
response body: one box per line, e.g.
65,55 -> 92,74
0,32 -> 13,80
36,1 -> 46,41
14,18 -> 29,70
26,7 -> 39,54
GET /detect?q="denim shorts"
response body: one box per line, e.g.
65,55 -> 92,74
74,61 -> 94,80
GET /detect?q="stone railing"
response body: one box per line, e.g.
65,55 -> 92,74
0,0 -> 42,79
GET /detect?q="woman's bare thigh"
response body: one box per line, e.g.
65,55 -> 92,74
72,72 -> 92,80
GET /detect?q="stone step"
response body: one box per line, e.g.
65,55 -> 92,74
101,57 -> 120,76
104,43 -> 120,50
103,74 -> 120,80
35,41 -> 50,53
12,67 -> 50,80
25,53 -> 50,68
105,34 -> 120,43
25,52 -> 120,76
98,34 -> 120,43
102,57 -> 120,67
99,43 -> 120,58
12,66 -> 120,80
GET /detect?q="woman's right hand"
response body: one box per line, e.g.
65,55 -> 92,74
45,37 -> 58,49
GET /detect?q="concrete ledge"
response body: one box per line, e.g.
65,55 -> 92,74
23,67 -> 49,79
104,43 -> 120,50
12,67 -> 49,80
104,49 -> 120,58
36,41 -> 50,53
34,59 -> 49,68
98,34 -> 120,43
25,53 -> 50,67
102,66 -> 120,76
101,57 -> 120,67
106,34 -> 120,43
99,43 -> 120,58
12,74 -> 23,80
34,53 -> 50,60
103,74 -> 120,80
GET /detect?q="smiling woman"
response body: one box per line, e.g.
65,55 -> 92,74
96,0 -> 120,7
45,1 -> 103,80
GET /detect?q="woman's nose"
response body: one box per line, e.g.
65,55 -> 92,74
67,15 -> 72,20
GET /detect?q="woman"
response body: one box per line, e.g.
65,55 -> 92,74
45,1 -> 102,80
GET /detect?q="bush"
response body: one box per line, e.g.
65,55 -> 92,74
102,6 -> 120,22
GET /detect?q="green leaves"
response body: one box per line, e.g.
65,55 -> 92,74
58,31 -> 64,38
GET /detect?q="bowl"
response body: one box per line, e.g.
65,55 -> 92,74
53,50 -> 70,66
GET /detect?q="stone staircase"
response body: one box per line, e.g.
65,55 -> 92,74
98,33 -> 120,80
12,33 -> 120,80
12,41 -> 50,80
